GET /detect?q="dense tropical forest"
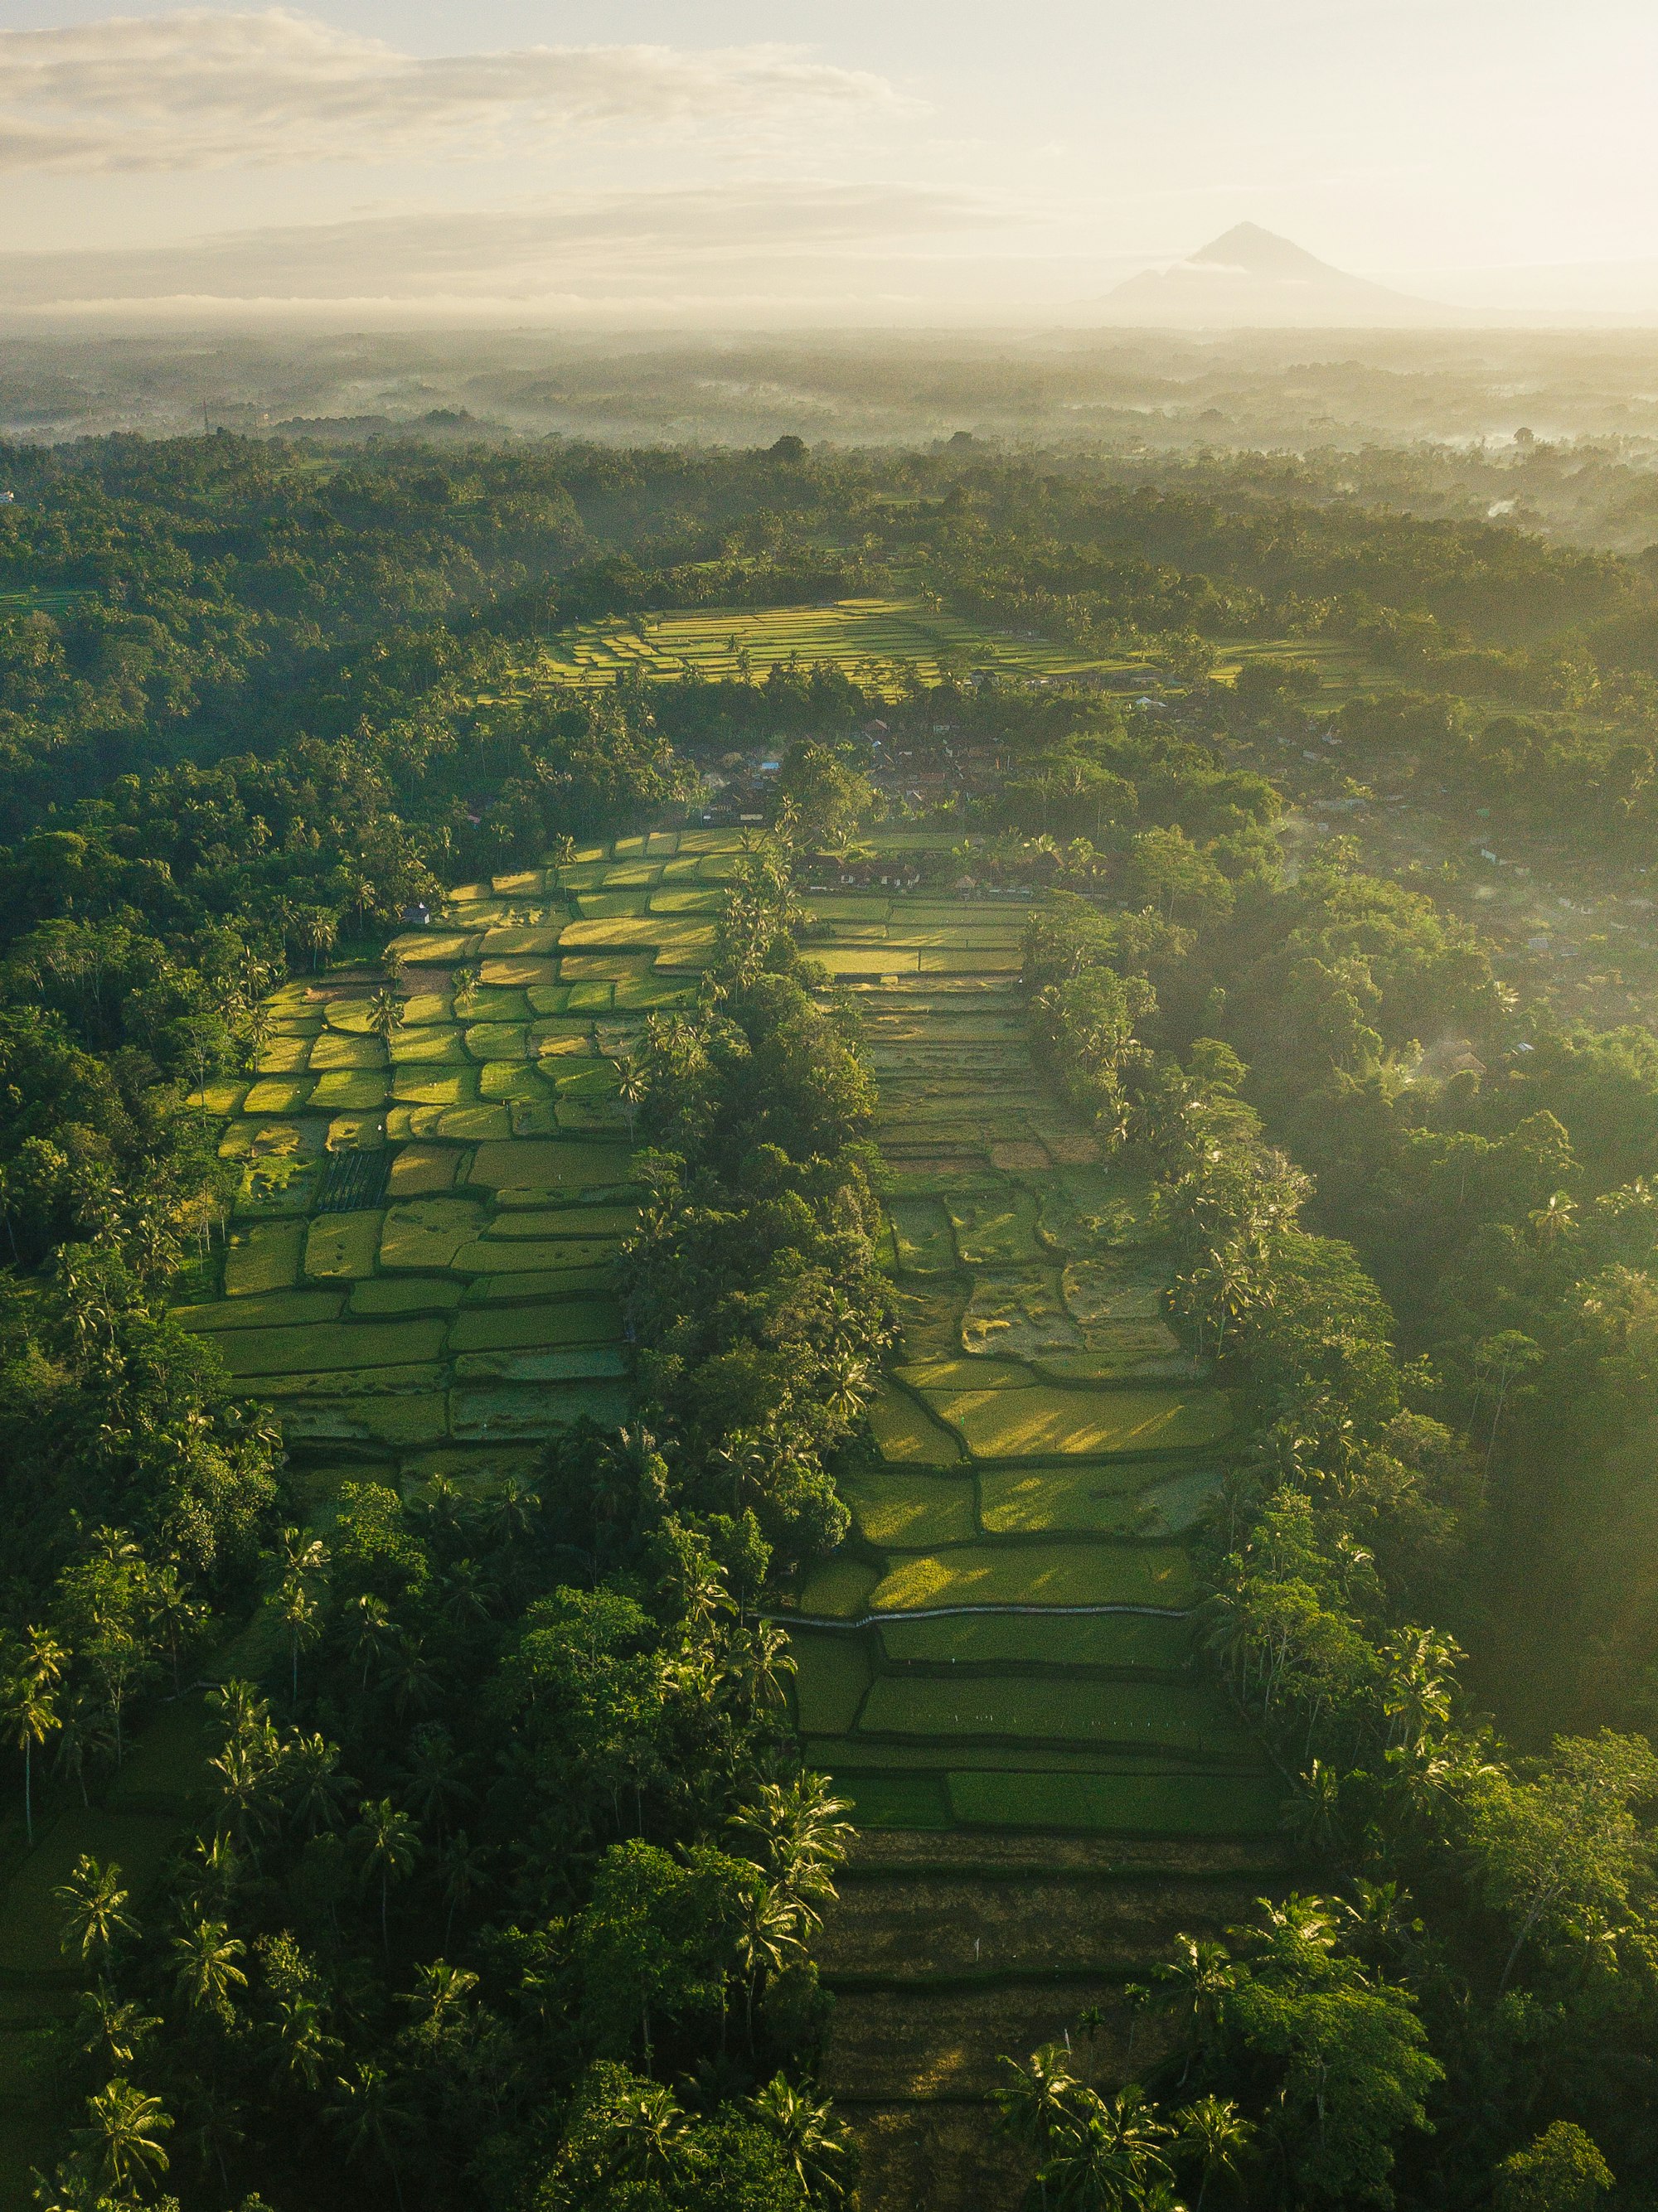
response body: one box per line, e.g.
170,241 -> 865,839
6,425 -> 1658,2210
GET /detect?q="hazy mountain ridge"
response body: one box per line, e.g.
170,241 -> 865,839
1095,221 -> 1468,328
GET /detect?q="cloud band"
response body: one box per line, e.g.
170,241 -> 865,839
0,10 -> 908,172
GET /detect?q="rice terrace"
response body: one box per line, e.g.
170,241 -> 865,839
6,391 -> 1658,2212
0,825 -> 1286,2205
537,596 -> 1147,693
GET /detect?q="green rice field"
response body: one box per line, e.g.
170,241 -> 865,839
531,597 -> 1152,695
783,847 -> 1277,1843
171,828 -> 763,1495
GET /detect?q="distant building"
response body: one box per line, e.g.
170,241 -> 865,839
400,902 -> 431,927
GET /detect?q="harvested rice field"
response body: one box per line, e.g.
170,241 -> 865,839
172,828 -> 762,1496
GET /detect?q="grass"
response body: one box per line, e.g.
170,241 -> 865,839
465,1140 -> 633,1190
789,878 -> 1282,1861
796,1557 -> 886,1620
448,1237 -> 614,1275
889,1199 -> 959,1273
1030,1340 -> 1198,1385
177,1288 -> 344,1332
223,1221 -> 305,1295
166,832 -> 744,1486
449,1382 -> 628,1438
447,1300 -> 622,1352
890,1283 -> 971,1361
260,1363 -> 446,1398
841,1466 -> 979,1549
856,1677 -> 1252,1758
892,1356 -> 1028,1393
865,1543 -> 1200,1614
452,1346 -> 629,1382
348,1279 -> 465,1316
827,1770 -> 953,1830
1063,1256 -> 1171,1329
303,1211 -> 385,1281
309,1032 -> 384,1071
791,1634 -> 875,1735
283,1393 -> 452,1447
868,1383 -> 967,1466
922,1382 -> 1234,1461
977,1464 -> 1222,1538
943,1194 -> 1035,1265
876,1612 -> 1195,1670
378,1199 -> 487,1270
960,1268 -> 1082,1359
946,1770 -> 1284,1837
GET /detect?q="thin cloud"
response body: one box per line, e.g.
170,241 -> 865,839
0,11 -> 912,172
0,182 -> 1011,319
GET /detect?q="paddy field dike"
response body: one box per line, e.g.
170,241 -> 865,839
783,840 -> 1285,2209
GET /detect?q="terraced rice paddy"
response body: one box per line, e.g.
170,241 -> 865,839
172,828 -> 759,1495
531,596 -> 1149,694
786,846 -> 1284,2207
784,858 -> 1277,1844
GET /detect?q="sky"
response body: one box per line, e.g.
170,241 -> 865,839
6,0 -> 1658,325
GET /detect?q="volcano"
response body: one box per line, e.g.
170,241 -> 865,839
1094,223 -> 1463,327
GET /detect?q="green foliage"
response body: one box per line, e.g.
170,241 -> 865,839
1221,1903 -> 1440,2206
622,899 -> 888,1568
1494,2122 -> 1614,2212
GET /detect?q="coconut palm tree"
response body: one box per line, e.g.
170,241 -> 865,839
1173,2094 -> 1253,2209
1,1662 -> 58,1845
1286,1759 -> 1344,1856
1151,1936 -> 1235,2079
734,1877 -> 807,2044
275,1987 -> 339,2093
241,1002 -> 275,1072
608,2079 -> 691,2188
995,2044 -> 1084,2201
1041,2086 -> 1175,2212
181,2081 -> 248,2195
367,984 -> 405,1050
439,1555 -> 493,1630
748,2075 -> 855,2203
77,2078 -> 172,2195
52,1695 -> 112,1810
172,1917 -> 248,2020
408,1958 -> 478,2028
297,908 -> 338,972
823,1352 -> 873,1428
397,1724 -> 472,1847
729,1773 -> 854,1915
327,2060 -> 419,2210
617,1060 -> 648,1135
352,1797 -> 420,1955
283,1732 -> 356,1837
146,1569 -> 204,1695
55,1856 -> 136,1972
349,1594 -> 398,1687
277,1576 -> 323,1702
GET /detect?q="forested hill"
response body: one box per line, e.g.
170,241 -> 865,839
7,429 -> 1658,2210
